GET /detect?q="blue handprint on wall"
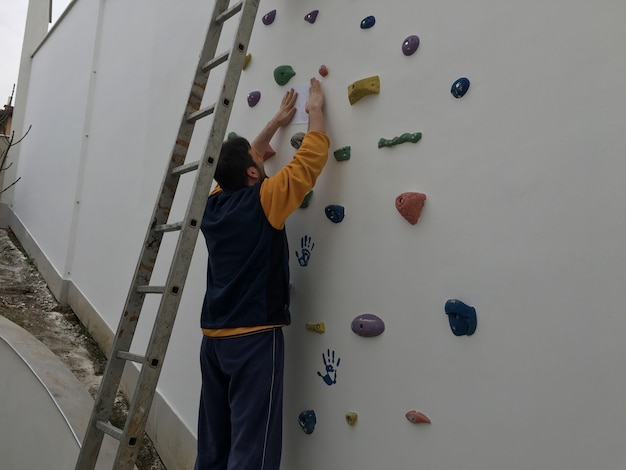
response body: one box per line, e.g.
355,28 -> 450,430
296,235 -> 315,267
317,349 -> 341,386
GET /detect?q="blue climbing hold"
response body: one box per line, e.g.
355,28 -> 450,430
360,15 -> 376,29
444,299 -> 477,336
451,77 -> 470,98
325,205 -> 345,223
298,410 -> 317,434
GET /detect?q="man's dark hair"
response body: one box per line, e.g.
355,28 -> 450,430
215,136 -> 255,190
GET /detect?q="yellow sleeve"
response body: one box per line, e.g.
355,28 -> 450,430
260,130 -> 330,229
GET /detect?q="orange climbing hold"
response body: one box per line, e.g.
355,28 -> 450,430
395,192 -> 426,225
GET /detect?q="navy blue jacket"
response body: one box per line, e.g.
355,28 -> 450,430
200,183 -> 290,330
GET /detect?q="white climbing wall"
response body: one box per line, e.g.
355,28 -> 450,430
230,2 -> 626,469
9,0 -> 626,468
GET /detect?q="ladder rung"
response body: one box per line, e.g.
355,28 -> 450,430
95,421 -> 123,441
136,285 -> 166,294
215,1 -> 243,25
171,161 -> 200,176
201,51 -> 230,73
117,351 -> 146,364
153,222 -> 183,233
187,104 -> 216,123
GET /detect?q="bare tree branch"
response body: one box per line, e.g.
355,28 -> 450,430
0,124 -> 31,192
11,125 -> 32,146
0,177 -> 20,195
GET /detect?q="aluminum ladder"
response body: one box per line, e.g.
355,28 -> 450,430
75,0 -> 260,468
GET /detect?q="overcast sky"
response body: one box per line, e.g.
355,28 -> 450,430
0,0 -> 72,106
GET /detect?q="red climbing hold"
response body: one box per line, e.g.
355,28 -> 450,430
395,192 -> 426,225
406,410 -> 431,424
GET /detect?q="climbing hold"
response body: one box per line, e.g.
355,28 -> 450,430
306,322 -> 326,334
406,410 -> 431,424
333,146 -> 351,161
318,64 -> 328,77
291,132 -> 306,149
347,75 -> 380,105
351,314 -> 385,337
378,132 -> 422,148
402,35 -> 420,56
451,77 -> 470,98
247,91 -> 261,107
360,15 -> 375,29
262,9 -> 276,25
304,10 -> 319,24
300,190 -> 313,208
346,412 -> 358,425
325,205 -> 345,223
298,410 -> 317,434
274,65 -> 296,86
227,131 -> 238,140
445,299 -> 477,336
396,192 -> 426,225
243,53 -> 252,70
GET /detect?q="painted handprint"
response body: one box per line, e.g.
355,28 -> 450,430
296,235 -> 315,267
317,349 -> 341,386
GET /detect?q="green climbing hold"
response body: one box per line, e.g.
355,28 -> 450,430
333,146 -> 351,161
300,190 -> 313,208
378,132 -> 422,148
274,65 -> 296,86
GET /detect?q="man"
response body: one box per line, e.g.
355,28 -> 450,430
196,77 -> 329,470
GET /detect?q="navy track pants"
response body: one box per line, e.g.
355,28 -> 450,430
195,328 -> 284,470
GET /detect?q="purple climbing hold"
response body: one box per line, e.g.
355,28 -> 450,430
360,15 -> 376,29
262,10 -> 276,25
305,10 -> 319,24
402,35 -> 420,56
247,91 -> 261,107
351,314 -> 385,337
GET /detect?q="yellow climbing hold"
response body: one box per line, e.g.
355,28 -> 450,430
305,322 -> 326,334
345,412 -> 358,425
347,75 -> 380,105
243,53 -> 252,70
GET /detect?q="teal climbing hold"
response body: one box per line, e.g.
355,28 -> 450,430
300,190 -> 313,208
333,146 -> 351,161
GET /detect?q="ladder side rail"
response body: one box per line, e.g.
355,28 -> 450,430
74,1 -> 235,469
110,0 -> 261,468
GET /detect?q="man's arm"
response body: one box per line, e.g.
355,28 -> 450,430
259,78 -> 329,229
305,77 -> 325,134
250,88 -> 298,157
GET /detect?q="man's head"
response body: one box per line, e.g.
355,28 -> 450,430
215,136 -> 266,190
